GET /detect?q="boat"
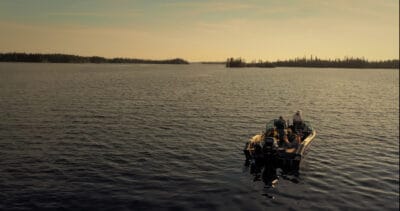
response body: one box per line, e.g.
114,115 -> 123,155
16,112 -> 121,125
243,119 -> 316,174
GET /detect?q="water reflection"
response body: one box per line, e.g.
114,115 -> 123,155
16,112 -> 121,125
245,158 -> 300,196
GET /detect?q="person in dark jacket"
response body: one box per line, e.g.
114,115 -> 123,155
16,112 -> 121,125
275,116 -> 287,143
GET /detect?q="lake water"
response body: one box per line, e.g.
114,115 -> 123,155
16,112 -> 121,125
0,63 -> 398,210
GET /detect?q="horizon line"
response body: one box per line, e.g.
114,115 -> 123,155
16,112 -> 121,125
1,51 -> 399,63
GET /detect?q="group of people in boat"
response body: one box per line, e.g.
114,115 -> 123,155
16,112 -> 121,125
268,110 -> 307,149
245,110 -> 310,157
244,111 -> 315,176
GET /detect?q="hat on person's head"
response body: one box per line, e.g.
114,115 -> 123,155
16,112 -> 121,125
296,110 -> 301,114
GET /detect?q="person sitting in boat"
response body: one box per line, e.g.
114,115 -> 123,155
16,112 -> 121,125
265,128 -> 276,137
287,128 -> 296,143
292,110 -> 303,131
283,133 -> 300,149
275,116 -> 287,142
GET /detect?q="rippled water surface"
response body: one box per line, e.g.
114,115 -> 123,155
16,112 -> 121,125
0,63 -> 398,210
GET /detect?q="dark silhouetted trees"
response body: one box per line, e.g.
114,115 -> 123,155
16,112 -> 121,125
273,56 -> 398,68
226,57 -> 274,68
0,53 -> 189,64
226,56 -> 399,69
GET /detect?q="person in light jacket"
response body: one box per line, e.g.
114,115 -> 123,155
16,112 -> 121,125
292,110 -> 303,130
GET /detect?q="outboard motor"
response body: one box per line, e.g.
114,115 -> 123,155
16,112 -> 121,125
262,137 -> 277,154
262,136 -> 278,181
262,137 -> 278,166
251,143 -> 264,174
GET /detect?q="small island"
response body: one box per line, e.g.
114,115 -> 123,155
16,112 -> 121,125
226,56 -> 399,69
0,53 -> 189,65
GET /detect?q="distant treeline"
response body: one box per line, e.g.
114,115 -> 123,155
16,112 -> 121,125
226,56 -> 399,69
0,53 -> 189,64
226,58 -> 274,68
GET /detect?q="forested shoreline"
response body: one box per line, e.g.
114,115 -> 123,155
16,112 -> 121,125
1,53 -> 398,68
226,57 -> 399,69
0,53 -> 189,64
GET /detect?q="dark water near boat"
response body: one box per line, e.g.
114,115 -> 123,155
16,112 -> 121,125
0,63 -> 398,210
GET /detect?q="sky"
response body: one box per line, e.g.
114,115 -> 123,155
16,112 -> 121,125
0,0 -> 398,62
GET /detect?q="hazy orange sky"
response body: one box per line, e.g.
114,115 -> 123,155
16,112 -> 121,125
0,0 -> 398,62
